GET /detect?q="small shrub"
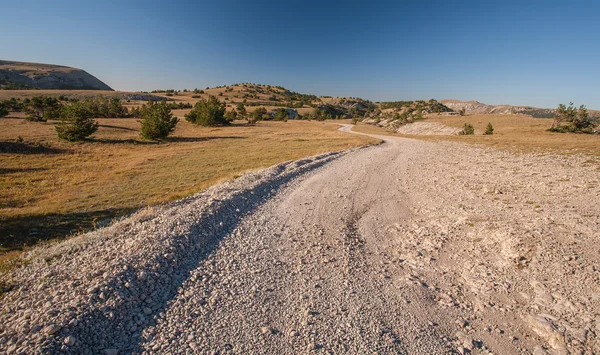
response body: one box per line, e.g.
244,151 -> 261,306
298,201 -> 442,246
0,103 -> 8,118
458,123 -> 475,135
413,109 -> 423,120
485,122 -> 494,135
185,95 -> 228,126
274,108 -> 289,122
55,102 -> 98,141
550,103 -> 596,133
249,107 -> 267,124
236,103 -> 247,120
138,100 -> 179,140
224,109 -> 237,122
25,96 -> 61,122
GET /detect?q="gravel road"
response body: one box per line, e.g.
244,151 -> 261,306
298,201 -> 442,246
1,125 -> 599,354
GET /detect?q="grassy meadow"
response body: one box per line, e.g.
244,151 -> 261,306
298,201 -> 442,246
0,113 -> 378,258
3,85 -> 599,262
353,114 -> 600,157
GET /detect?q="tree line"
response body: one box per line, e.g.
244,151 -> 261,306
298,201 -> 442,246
0,95 -> 129,122
550,103 -> 597,134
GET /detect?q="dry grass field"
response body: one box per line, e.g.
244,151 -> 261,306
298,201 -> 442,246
0,90 -> 128,101
3,86 -> 597,262
0,116 -> 378,257
353,114 -> 600,156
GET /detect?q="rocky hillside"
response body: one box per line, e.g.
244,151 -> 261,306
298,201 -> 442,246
441,99 -> 600,119
0,60 -> 113,90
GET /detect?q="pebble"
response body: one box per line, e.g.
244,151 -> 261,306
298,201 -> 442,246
43,324 -> 61,336
260,327 -> 273,334
63,336 -> 76,346
1,142 -> 598,354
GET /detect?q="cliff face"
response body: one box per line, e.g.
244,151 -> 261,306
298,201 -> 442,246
0,60 -> 113,90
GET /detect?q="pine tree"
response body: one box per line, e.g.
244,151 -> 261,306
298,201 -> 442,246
138,100 -> 179,140
185,95 -> 228,126
55,102 -> 98,141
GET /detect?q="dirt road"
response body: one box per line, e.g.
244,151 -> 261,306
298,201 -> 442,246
1,126 -> 599,354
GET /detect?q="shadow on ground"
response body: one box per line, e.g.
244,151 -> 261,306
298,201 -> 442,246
0,207 -> 134,253
91,136 -> 245,145
0,167 -> 46,175
0,141 -> 66,154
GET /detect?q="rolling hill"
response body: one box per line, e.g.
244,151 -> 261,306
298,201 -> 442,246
441,99 -> 600,118
0,60 -> 113,90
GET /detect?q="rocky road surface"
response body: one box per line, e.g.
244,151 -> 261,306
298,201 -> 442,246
1,125 -> 599,354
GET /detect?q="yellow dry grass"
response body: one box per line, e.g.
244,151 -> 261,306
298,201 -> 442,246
0,90 -> 132,101
0,117 -> 378,255
353,115 -> 600,156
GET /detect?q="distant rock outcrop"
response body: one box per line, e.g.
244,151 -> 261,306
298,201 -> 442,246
0,60 -> 113,90
440,99 -> 561,118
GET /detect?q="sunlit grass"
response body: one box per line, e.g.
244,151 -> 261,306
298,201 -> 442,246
0,117 -> 378,255
352,115 -> 600,156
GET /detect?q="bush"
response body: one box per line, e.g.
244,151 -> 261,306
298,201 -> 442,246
236,103 -> 247,119
55,102 -> 98,141
185,95 -> 228,126
60,96 -> 128,119
165,102 -> 192,110
458,123 -> 475,135
274,108 -> 289,122
224,109 -> 237,122
2,98 -> 24,112
550,103 -> 595,133
413,109 -> 423,120
138,100 -> 179,140
25,96 -> 61,122
249,107 -> 267,124
0,102 -> 8,118
485,122 -> 494,135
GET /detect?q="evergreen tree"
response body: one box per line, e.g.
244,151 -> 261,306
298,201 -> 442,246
274,108 -> 289,122
185,95 -> 228,126
138,100 -> 179,140
55,102 -> 98,141
236,103 -> 247,119
0,102 -> 8,118
25,96 -> 61,121
224,109 -> 238,122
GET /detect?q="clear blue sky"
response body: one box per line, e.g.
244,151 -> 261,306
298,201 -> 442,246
1,0 -> 599,108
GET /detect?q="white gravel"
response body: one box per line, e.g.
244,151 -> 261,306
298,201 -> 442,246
1,125 -> 598,354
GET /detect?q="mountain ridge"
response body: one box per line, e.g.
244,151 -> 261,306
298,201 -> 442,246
441,99 -> 600,118
0,60 -> 113,91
